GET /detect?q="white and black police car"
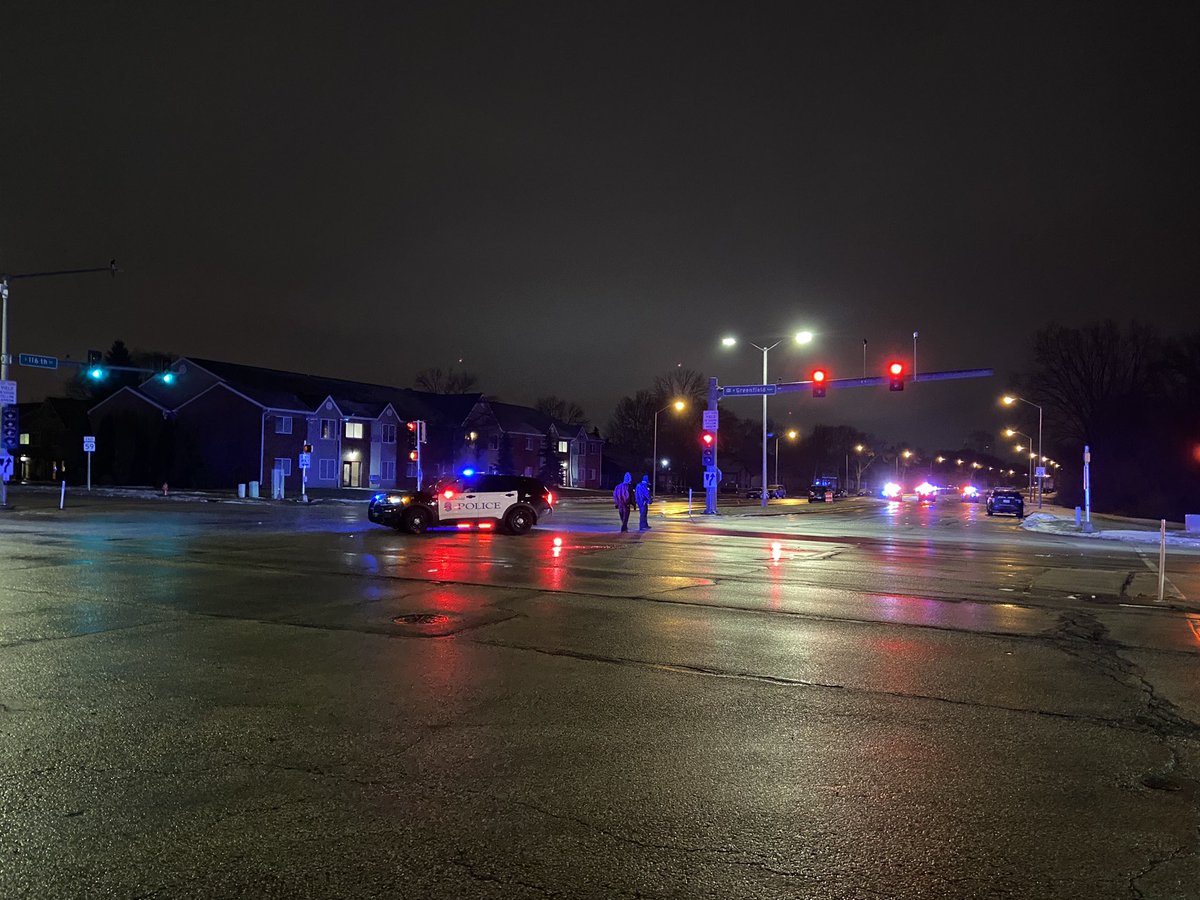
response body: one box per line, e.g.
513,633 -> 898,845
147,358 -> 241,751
368,472 -> 555,535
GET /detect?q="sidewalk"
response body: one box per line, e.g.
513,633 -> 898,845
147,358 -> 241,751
1021,509 -> 1200,549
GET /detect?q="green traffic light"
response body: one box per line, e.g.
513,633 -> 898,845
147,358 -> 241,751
161,372 -> 176,384
88,367 -> 105,380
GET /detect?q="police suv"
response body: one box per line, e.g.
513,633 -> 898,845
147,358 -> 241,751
367,473 -> 555,535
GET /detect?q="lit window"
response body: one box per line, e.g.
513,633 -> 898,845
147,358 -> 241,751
557,440 -> 569,454
344,421 -> 364,439
19,433 -> 31,445
320,418 -> 336,439
274,416 -> 292,435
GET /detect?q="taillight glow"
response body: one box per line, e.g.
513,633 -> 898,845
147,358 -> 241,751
456,522 -> 472,529
546,491 -> 554,505
443,489 -> 455,500
478,522 -> 494,530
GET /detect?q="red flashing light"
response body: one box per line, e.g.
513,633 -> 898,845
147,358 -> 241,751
478,522 -> 494,530
889,362 -> 904,376
442,488 -> 455,500
888,361 -> 905,392
457,522 -> 472,529
701,432 -> 715,446
406,421 -> 417,432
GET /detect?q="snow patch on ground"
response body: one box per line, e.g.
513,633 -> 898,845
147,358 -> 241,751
1021,512 -> 1200,547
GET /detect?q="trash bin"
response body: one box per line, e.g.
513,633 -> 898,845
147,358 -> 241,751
237,483 -> 246,498
248,480 -> 259,499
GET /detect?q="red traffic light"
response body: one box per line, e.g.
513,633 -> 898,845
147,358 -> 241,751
701,431 -> 715,446
888,362 -> 904,376
811,368 -> 828,398
888,361 -> 905,392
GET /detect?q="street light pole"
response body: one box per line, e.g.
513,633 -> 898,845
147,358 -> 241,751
1003,395 -> 1044,509
774,429 -> 797,487
651,399 -> 685,501
723,332 -> 811,508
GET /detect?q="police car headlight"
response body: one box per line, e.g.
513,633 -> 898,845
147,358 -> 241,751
385,494 -> 408,505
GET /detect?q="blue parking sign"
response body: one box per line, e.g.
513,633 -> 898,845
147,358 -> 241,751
1,405 -> 18,452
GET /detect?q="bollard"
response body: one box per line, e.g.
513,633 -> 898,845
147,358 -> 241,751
162,482 -> 169,496
238,483 -> 246,499
1158,520 -> 1167,602
59,480 -> 66,510
1075,506 -> 1081,527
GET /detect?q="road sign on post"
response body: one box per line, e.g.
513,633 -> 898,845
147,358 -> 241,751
0,380 -> 15,405
702,410 -> 719,431
722,384 -> 777,397
1,406 -> 18,452
0,450 -> 13,483
83,435 -> 95,491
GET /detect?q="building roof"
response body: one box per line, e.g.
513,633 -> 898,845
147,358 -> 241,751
472,400 -> 590,439
183,358 -> 480,426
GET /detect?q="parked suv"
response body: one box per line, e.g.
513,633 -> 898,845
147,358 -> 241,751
986,489 -> 1025,518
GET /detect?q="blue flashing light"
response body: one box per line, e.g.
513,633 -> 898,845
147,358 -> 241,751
461,468 -> 475,477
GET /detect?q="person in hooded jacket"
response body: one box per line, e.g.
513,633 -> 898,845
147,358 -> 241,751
635,474 -> 652,530
613,472 -> 634,531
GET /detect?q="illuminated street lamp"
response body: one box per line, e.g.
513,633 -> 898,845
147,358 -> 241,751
1003,394 -> 1044,508
722,331 -> 815,507
773,429 -> 798,486
651,399 -> 686,500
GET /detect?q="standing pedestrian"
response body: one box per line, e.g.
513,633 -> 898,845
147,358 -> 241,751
635,474 -> 652,530
613,472 -> 634,532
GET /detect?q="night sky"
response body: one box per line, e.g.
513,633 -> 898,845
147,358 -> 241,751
3,2 -> 1197,448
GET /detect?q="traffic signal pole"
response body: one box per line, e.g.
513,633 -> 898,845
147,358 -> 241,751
0,261 -> 116,509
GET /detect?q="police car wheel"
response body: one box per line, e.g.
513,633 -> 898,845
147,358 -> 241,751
400,507 -> 430,534
504,507 -> 534,535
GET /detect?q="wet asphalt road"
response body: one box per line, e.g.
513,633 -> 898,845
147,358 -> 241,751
1,489 -> 1198,899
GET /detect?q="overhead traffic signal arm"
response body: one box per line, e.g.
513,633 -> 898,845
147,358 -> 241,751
740,367 -> 994,395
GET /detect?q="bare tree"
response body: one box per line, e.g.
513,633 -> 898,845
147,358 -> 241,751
653,368 -> 708,407
605,390 -> 658,461
535,395 -> 587,425
414,367 -> 480,394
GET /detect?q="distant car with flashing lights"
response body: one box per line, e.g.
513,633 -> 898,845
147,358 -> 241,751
986,488 -> 1025,518
914,481 -> 937,501
880,482 -> 902,499
368,472 -> 554,534
808,484 -> 832,502
961,485 -> 982,502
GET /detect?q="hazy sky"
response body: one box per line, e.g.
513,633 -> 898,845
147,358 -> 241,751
3,1 -> 1197,448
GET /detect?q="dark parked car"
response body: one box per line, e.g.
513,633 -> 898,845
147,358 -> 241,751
747,484 -> 786,499
986,489 -> 1025,518
808,485 -> 831,502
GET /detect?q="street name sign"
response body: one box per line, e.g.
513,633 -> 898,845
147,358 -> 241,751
18,353 -> 58,370
0,380 -> 15,405
702,410 -> 719,431
722,384 -> 777,397
83,436 -> 96,453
